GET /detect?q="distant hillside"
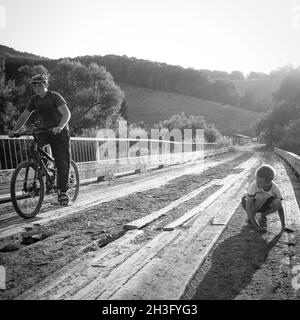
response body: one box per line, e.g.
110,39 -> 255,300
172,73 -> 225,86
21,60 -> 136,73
0,44 -> 47,60
0,45 -> 274,134
235,78 -> 281,95
120,83 -> 260,136
235,78 -> 281,111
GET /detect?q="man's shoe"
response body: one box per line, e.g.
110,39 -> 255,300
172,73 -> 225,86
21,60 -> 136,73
58,192 -> 69,206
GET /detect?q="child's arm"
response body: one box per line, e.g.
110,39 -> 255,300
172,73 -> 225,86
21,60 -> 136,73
246,197 -> 265,231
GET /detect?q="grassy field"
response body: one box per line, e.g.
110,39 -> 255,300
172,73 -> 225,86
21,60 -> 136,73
120,83 -> 261,136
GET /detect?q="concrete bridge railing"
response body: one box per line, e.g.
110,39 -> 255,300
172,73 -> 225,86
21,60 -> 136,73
0,136 -> 229,197
274,147 -> 300,177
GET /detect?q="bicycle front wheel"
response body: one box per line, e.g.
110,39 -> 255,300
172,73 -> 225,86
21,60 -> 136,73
10,161 -> 44,219
68,160 -> 80,202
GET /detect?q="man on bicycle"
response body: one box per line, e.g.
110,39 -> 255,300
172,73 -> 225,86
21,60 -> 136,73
9,74 -> 71,205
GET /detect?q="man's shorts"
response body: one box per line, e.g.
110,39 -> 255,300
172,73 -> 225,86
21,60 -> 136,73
241,195 -> 276,213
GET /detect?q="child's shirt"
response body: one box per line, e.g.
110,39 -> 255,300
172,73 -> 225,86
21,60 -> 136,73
245,180 -> 283,202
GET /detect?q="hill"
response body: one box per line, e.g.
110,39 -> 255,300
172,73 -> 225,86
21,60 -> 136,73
0,44 -> 47,60
120,83 -> 260,136
0,45 -> 265,135
235,78 -> 281,95
234,78 -> 281,111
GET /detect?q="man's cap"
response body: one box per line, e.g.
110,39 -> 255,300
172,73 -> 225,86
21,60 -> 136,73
30,74 -> 48,84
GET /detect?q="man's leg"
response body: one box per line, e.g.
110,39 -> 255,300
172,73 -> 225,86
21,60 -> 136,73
50,130 -> 71,197
36,132 -> 50,151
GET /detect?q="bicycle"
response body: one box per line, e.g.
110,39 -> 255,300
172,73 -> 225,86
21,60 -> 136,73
9,129 -> 80,219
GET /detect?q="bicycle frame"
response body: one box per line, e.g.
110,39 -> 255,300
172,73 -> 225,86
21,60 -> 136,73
25,137 -> 57,194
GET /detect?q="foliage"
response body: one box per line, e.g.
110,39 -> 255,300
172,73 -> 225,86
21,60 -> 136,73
0,58 -> 126,135
153,112 -> 222,143
255,68 -> 300,154
50,59 -> 125,134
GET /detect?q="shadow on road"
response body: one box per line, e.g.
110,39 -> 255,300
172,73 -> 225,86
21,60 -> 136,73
192,224 -> 283,300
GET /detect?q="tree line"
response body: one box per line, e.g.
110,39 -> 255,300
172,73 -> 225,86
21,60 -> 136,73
0,56 -> 223,143
3,50 -> 293,113
0,58 -> 126,135
255,68 -> 300,155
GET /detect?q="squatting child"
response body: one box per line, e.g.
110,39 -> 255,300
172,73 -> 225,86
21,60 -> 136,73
241,164 -> 294,233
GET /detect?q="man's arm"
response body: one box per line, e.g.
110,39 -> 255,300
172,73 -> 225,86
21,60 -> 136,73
246,196 -> 265,231
9,109 -> 33,136
53,104 -> 71,134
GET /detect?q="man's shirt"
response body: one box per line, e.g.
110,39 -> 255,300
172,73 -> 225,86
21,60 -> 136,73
26,90 -> 68,130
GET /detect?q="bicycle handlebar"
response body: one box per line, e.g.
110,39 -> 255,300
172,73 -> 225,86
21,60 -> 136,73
9,128 -> 54,138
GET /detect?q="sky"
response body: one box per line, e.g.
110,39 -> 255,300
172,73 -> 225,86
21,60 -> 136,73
0,0 -> 300,75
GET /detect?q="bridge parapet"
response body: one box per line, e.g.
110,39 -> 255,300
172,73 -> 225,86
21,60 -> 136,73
0,136 -> 229,199
274,147 -> 300,177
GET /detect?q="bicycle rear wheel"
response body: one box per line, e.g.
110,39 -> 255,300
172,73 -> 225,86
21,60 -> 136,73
68,160 -> 80,202
10,161 -> 44,219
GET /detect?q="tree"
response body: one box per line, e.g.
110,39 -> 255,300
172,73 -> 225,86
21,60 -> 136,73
0,58 -> 28,133
278,118 -> 300,154
211,70 -> 230,80
274,69 -> 300,105
213,79 -> 241,106
50,59 -> 125,134
153,112 -> 221,142
17,64 -> 49,84
230,71 -> 245,81
240,90 -> 256,110
268,64 -> 294,80
247,72 -> 268,80
120,98 -> 128,121
0,79 -> 21,133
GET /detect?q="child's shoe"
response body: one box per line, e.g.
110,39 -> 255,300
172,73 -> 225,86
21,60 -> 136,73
258,215 -> 267,228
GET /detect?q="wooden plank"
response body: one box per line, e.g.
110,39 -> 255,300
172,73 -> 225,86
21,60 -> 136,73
111,222 -> 228,298
96,159 -> 260,299
212,189 -> 246,225
0,152 -> 243,240
109,224 -> 224,300
107,156 -> 260,299
17,152 -> 250,300
16,230 -> 145,300
70,230 -> 182,300
124,175 -> 234,230
164,155 -> 259,230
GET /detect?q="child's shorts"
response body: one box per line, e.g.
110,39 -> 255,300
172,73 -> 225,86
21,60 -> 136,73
241,195 -> 276,213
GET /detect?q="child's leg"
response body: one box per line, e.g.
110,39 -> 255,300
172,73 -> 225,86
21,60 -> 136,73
262,199 -> 294,232
260,199 -> 282,217
253,194 -> 266,213
277,206 -> 286,227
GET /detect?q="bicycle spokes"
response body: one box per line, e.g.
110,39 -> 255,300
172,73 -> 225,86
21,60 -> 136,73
67,161 -> 79,202
12,163 -> 43,217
